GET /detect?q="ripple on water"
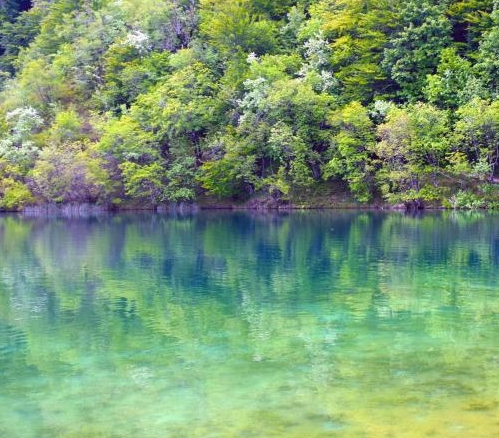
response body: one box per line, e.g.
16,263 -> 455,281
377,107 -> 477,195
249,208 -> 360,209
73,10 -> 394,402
0,211 -> 499,437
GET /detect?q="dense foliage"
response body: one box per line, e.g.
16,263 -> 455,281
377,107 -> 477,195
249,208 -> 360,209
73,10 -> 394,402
1,0 -> 499,209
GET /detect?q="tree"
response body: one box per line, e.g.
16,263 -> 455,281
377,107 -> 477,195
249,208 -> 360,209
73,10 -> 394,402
0,158 -> 33,209
0,0 -> 32,26
374,103 -> 450,204
98,52 -> 221,203
134,0 -> 198,52
197,134 -> 257,198
447,0 -> 494,52
302,0 -> 402,102
0,106 -> 43,169
29,141 -> 110,203
475,0 -> 499,97
199,51 -> 335,199
199,0 -> 276,56
323,101 -> 375,202
424,47 -> 483,109
383,0 -> 451,101
453,98 -> 499,181
100,43 -> 170,113
235,59 -> 334,191
0,7 -> 42,78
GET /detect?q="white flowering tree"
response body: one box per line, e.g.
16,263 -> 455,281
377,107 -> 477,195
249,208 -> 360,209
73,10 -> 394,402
298,32 -> 338,93
0,106 -> 43,168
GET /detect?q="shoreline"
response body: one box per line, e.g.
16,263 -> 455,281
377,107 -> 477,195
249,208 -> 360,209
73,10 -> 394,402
0,201 -> 479,217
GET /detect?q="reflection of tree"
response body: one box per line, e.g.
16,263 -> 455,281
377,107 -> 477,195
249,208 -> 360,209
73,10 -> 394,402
1,211 -> 499,435
1,210 -> 499,330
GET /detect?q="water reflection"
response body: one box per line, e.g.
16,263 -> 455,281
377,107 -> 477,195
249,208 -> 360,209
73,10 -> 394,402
0,211 -> 498,437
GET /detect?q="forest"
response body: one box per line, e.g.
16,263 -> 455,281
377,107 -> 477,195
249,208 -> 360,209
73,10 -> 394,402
1,0 -> 499,210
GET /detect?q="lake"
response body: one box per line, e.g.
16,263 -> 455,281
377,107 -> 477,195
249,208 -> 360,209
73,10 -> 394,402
0,211 -> 498,437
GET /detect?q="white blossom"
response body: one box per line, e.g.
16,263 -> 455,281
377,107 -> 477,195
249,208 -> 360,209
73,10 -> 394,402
238,77 -> 269,124
303,31 -> 330,70
370,100 -> 394,120
246,52 -> 258,64
5,107 -> 43,137
124,30 -> 151,54
0,107 -> 43,164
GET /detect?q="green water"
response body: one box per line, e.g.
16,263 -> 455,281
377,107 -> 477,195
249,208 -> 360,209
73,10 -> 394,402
1,211 -> 499,437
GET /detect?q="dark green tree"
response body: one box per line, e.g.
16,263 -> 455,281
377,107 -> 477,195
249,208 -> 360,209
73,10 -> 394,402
383,0 -> 451,101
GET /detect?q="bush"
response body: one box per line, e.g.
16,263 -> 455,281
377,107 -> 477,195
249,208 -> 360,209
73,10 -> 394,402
0,178 -> 34,210
29,142 -> 110,204
448,190 -> 485,210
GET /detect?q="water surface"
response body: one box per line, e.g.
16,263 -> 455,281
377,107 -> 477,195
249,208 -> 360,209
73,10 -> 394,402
1,211 -> 499,437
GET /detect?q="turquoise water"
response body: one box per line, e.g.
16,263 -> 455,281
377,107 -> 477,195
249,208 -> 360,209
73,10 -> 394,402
1,211 -> 499,437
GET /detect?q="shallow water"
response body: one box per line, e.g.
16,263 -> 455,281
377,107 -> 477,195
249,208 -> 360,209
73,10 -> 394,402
1,210 -> 499,437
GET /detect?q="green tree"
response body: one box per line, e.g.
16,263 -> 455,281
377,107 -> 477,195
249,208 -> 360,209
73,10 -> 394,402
475,1 -> 499,97
323,101 -> 375,202
424,47 -> 483,109
374,103 -> 450,204
100,44 -> 170,113
29,141 -> 110,203
303,0 -> 401,102
199,51 -> 334,199
447,0 -> 493,52
236,61 -> 334,193
98,53 -> 220,203
197,134 -> 257,198
0,158 -> 33,209
453,98 -> 499,180
0,7 -> 42,79
199,0 -> 276,56
383,0 -> 451,101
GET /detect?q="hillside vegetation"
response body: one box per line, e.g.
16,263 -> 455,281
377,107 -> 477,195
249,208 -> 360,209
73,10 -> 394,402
2,0 -> 499,210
